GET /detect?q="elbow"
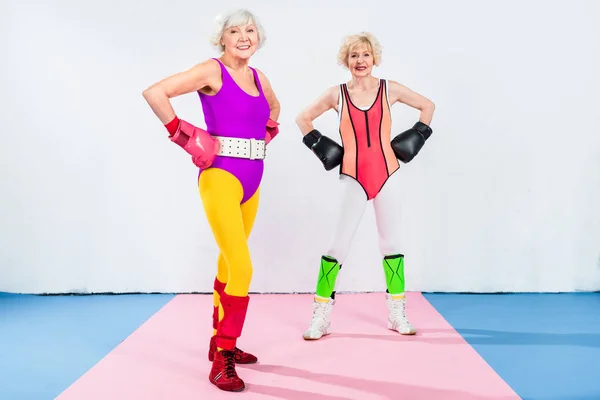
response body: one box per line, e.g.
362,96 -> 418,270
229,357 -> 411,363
421,100 -> 435,124
295,110 -> 311,126
295,114 -> 310,132
424,100 -> 435,113
295,111 -> 316,135
142,87 -> 154,104
427,100 -> 436,113
142,86 -> 153,100
272,97 -> 281,111
270,99 -> 281,118
142,85 -> 164,104
142,86 -> 156,102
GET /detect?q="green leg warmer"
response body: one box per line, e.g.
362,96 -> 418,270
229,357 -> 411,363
383,254 -> 405,295
315,255 -> 341,298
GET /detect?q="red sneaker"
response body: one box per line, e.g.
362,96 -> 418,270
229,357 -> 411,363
209,350 -> 245,392
208,336 -> 258,364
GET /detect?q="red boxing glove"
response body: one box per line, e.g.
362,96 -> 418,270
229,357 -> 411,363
265,118 -> 279,145
169,118 -> 220,169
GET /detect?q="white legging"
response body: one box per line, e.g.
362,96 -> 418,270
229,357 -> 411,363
324,171 -> 403,264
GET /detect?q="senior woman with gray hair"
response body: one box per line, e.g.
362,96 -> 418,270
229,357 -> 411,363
143,9 -> 280,392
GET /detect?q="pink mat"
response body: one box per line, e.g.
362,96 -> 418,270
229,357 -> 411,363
57,293 -> 520,399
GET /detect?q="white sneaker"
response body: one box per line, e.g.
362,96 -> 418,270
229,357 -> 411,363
386,294 -> 417,335
302,296 -> 334,340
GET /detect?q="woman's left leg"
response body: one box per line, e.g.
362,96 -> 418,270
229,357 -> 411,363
199,168 -> 256,392
373,172 -> 416,335
209,188 -> 260,364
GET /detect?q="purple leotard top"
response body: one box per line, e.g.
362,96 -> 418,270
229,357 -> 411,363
198,58 -> 270,203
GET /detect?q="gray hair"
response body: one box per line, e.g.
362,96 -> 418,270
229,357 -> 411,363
209,9 -> 266,52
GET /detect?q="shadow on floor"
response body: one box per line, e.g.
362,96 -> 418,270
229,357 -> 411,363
316,328 -> 600,349
240,363 -> 518,400
341,308 -> 600,348
454,328 -> 600,348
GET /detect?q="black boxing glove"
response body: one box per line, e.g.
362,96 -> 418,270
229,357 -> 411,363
302,129 -> 344,171
390,121 -> 433,163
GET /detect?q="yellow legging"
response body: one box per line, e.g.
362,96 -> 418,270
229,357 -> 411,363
198,168 -> 259,334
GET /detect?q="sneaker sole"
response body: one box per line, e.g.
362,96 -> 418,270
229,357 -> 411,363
387,321 -> 417,335
302,330 -> 330,340
210,380 -> 245,392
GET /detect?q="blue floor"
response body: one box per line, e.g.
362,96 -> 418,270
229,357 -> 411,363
424,292 -> 600,400
0,292 -> 175,400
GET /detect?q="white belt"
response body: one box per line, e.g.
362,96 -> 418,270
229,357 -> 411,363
214,136 -> 266,160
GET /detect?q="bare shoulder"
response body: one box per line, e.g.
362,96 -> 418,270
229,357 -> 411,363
253,67 -> 277,99
386,79 -> 405,88
386,79 -> 409,99
192,58 -> 222,83
386,79 -> 432,105
306,84 -> 340,111
314,84 -> 340,112
385,79 -> 435,111
178,58 -> 222,81
296,84 -> 340,121
195,57 -> 220,69
253,67 -> 273,87
253,67 -> 268,79
324,84 -> 340,106
147,58 -> 223,98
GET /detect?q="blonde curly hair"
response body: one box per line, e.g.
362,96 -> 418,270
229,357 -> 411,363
209,9 -> 266,53
337,32 -> 382,68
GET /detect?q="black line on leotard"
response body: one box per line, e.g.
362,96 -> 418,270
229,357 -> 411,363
372,168 -> 400,199
378,79 -> 389,176
338,84 -> 345,175
342,84 -> 360,185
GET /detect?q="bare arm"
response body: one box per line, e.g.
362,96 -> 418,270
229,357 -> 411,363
388,81 -> 435,126
142,59 -> 220,124
256,69 -> 281,121
295,86 -> 339,135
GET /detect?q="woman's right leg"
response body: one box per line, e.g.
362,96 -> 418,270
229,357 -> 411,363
211,256 -> 227,334
199,168 -> 253,392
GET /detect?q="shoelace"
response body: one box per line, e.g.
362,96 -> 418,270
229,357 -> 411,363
221,350 -> 237,378
390,299 -> 408,319
233,347 -> 245,361
310,302 -> 329,328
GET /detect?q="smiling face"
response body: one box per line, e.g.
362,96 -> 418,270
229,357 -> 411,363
337,33 -> 382,75
221,23 -> 259,60
347,43 -> 374,78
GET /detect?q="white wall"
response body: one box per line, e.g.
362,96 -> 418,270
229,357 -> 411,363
1,0 -> 600,294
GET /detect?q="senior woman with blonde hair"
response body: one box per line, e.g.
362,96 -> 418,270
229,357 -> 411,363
142,8 -> 280,392
296,32 -> 435,340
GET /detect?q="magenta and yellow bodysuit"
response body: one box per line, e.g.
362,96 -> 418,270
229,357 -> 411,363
197,58 -> 271,361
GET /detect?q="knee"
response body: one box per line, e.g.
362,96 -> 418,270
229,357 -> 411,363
230,263 -> 253,287
217,253 -> 228,265
324,243 -> 347,265
216,258 -> 228,282
239,264 -> 253,285
381,247 -> 403,260
379,236 -> 402,257
325,251 -> 343,265
226,264 -> 253,296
